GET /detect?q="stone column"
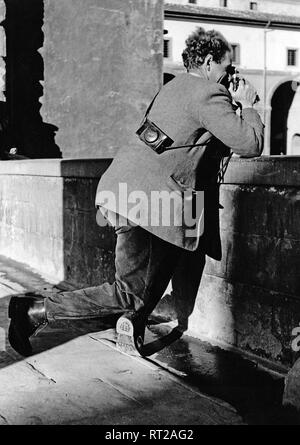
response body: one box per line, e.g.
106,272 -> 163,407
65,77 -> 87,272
263,105 -> 272,155
41,0 -> 164,158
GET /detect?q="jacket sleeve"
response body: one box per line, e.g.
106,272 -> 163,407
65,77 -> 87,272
201,83 -> 264,157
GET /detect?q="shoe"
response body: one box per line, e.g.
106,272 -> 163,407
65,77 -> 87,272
116,313 -> 145,356
8,295 -> 48,357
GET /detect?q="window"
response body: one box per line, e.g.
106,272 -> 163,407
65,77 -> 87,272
220,0 -> 228,6
164,39 -> 171,59
250,2 -> 257,9
287,49 -> 297,66
231,44 -> 240,65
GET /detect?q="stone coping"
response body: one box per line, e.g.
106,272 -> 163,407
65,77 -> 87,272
0,156 -> 299,186
224,155 -> 300,187
0,158 -> 113,178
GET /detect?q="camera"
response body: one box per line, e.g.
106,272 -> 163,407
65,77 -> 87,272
230,67 -> 240,92
136,117 -> 174,154
219,65 -> 239,90
220,65 -> 260,104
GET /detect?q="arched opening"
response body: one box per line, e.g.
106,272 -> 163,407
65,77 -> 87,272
1,0 -> 61,159
270,81 -> 298,155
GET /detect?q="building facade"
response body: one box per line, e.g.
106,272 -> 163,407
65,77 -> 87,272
164,0 -> 300,154
170,0 -> 300,16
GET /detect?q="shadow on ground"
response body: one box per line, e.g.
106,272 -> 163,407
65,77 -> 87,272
149,324 -> 300,425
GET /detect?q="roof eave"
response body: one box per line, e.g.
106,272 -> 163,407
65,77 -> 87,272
164,9 -> 300,31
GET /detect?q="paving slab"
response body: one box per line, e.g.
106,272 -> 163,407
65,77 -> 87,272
0,333 -> 245,425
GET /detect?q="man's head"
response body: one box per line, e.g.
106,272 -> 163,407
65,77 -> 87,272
182,27 -> 233,84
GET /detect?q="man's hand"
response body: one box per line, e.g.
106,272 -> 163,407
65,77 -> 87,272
229,79 -> 258,109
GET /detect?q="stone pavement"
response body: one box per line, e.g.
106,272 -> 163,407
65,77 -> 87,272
0,333 -> 246,425
0,255 -> 245,425
0,255 -> 293,425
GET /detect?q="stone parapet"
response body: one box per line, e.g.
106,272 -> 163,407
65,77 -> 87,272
0,158 -> 114,286
187,156 -> 300,369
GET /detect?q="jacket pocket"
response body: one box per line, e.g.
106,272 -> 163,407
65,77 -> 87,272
166,174 -> 191,193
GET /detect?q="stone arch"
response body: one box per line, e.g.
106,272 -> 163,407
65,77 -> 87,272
269,79 -> 299,155
266,76 -> 300,108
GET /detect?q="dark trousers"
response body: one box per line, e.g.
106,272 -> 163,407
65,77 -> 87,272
45,225 -> 205,325
170,245 -> 206,331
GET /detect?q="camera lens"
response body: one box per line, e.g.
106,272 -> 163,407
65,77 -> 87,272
144,127 -> 159,143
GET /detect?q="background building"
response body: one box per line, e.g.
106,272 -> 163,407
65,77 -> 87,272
164,0 -> 300,154
170,0 -> 300,16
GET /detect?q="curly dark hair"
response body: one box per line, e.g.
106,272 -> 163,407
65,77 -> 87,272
182,27 -> 231,70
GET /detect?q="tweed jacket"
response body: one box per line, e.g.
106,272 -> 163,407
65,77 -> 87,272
95,72 -> 264,258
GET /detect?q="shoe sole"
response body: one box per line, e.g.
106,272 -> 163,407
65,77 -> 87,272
116,316 -> 144,357
8,297 -> 32,357
8,296 -> 18,320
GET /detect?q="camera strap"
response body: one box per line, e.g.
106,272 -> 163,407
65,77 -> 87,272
139,91 -> 214,152
141,92 -> 159,123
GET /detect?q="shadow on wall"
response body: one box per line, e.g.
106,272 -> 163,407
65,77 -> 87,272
2,0 -> 61,158
61,170 -> 116,290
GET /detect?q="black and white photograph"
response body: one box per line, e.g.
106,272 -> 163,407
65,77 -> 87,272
0,0 -> 299,429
